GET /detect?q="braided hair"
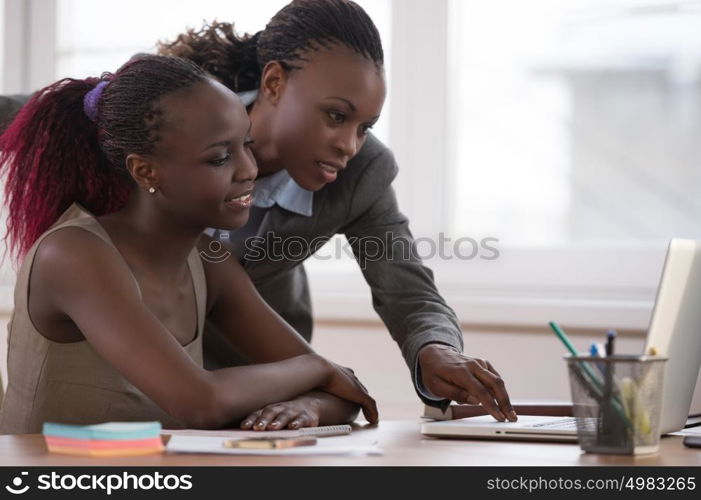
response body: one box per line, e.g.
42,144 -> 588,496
0,55 -> 209,259
157,0 -> 384,93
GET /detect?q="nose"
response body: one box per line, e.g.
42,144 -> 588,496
234,149 -> 258,183
333,126 -> 360,159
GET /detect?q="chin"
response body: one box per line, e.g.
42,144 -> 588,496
299,175 -> 329,192
216,212 -> 251,231
307,181 -> 328,192
288,168 -> 327,192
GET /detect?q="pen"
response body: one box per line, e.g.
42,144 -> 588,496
549,321 -> 602,386
589,342 -> 606,373
548,321 -> 632,430
590,342 -> 605,357
602,329 -> 618,443
550,320 -> 600,381
589,343 -> 598,357
606,330 -> 617,357
549,322 -> 579,356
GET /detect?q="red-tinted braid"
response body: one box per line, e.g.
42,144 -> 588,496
0,55 -> 208,261
0,78 -> 132,260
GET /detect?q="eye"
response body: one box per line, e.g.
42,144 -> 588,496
244,137 -> 255,148
327,111 -> 345,124
207,153 -> 232,167
360,123 -> 375,136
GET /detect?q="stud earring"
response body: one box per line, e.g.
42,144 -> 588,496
148,187 -> 156,194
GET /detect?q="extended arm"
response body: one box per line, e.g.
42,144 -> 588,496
343,146 -> 516,421
342,150 -> 463,403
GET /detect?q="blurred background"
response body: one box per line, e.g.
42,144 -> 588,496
1,0 -> 700,416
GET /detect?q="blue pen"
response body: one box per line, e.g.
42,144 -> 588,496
590,342 -> 606,373
590,342 -> 606,357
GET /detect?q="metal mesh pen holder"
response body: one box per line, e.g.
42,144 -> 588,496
565,355 -> 667,455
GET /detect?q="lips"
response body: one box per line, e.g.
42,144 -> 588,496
224,189 -> 254,209
224,191 -> 253,203
317,160 -> 345,173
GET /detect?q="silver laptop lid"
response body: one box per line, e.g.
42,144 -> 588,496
644,239 -> 701,434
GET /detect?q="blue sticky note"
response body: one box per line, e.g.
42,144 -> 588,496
42,421 -> 161,440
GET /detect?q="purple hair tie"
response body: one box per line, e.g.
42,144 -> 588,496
83,80 -> 109,122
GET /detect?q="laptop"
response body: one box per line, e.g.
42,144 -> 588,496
421,239 -> 701,442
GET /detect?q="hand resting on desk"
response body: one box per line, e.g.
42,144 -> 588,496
240,363 -> 373,431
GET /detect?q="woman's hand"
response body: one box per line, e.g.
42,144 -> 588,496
318,361 -> 379,424
240,395 -> 322,430
418,343 -> 517,422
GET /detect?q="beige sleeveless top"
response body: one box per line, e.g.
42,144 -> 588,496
0,204 -> 206,434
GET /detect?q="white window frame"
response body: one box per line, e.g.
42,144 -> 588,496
1,0 -> 666,330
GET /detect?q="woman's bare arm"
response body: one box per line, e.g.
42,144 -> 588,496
200,235 -> 377,424
199,235 -> 314,363
33,228 -> 334,428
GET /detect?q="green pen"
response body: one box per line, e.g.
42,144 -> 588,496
549,321 -> 603,392
549,321 -> 579,356
548,321 -> 632,430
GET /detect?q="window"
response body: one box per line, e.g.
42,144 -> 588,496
447,0 -> 701,245
4,1 -> 698,330
56,0 -> 290,79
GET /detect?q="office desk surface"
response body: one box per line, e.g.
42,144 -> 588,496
1,420 -> 698,466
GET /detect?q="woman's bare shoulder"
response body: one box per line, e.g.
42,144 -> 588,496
35,225 -> 120,268
31,225 -> 140,302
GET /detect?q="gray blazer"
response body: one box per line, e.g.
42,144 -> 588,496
0,96 -> 463,408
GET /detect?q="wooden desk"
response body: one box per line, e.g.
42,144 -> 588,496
0,420 -> 699,466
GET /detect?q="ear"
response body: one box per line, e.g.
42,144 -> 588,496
259,61 -> 288,105
125,153 -> 159,192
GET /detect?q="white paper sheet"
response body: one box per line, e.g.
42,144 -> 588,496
165,432 -> 382,456
669,426 -> 701,436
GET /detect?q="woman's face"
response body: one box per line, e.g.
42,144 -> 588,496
266,46 -> 386,191
149,79 -> 257,230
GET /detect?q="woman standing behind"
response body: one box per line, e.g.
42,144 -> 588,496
0,55 -> 376,434
159,0 -> 518,425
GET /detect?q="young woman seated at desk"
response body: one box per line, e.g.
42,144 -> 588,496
0,55 -> 377,434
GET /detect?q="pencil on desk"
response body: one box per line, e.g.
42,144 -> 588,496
223,437 -> 317,449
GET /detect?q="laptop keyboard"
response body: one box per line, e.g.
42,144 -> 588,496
528,417 -> 579,430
